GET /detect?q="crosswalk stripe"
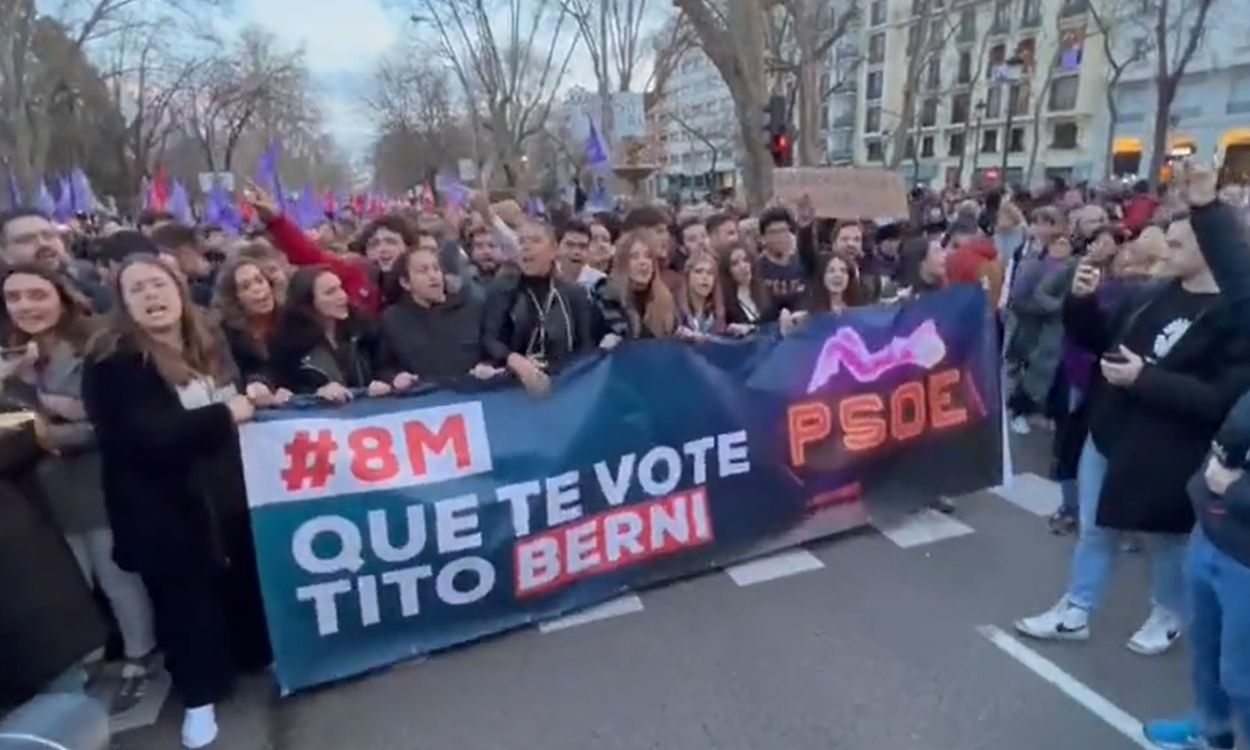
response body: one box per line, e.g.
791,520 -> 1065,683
538,595 -> 644,633
992,473 -> 1063,517
725,548 -> 826,586
876,508 -> 976,548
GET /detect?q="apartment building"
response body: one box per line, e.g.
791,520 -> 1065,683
1093,10 -> 1250,183
653,48 -> 742,200
854,0 -> 1107,189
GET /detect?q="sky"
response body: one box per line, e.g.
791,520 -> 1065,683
232,0 -> 401,159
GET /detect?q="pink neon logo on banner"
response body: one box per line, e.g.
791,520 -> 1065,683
806,319 -> 947,393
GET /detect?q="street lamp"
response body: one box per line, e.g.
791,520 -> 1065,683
993,56 -> 1025,182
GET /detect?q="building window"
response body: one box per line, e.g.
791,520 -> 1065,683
959,7 -> 977,42
981,129 -> 999,153
869,33 -> 887,63
907,23 -> 919,52
821,106 -> 831,130
866,105 -> 882,132
921,135 -> 935,157
930,19 -> 944,48
926,59 -> 941,90
951,93 -> 971,124
1060,0 -> 1088,16
1009,127 -> 1026,152
867,70 -> 884,100
1017,38 -> 1036,69
1057,28 -> 1084,71
948,132 -> 966,157
1052,122 -> 1078,149
1022,0 -> 1042,25
921,97 -> 939,126
866,139 -> 885,162
986,86 -> 1002,118
1010,82 -> 1029,116
871,0 -> 887,26
992,0 -> 1011,33
988,44 -> 1006,75
1049,75 -> 1079,111
905,136 -> 917,159
958,51 -> 973,84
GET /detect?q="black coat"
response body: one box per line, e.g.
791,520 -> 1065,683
0,427 -> 106,709
481,274 -> 593,368
378,293 -> 485,382
1065,281 -> 1250,534
223,323 -> 271,385
81,343 -> 251,576
269,314 -> 381,393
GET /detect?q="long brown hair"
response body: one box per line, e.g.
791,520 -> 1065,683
610,229 -> 677,338
0,264 -> 95,353
677,251 -> 726,332
717,242 -> 770,312
92,254 -> 234,387
213,255 -> 277,355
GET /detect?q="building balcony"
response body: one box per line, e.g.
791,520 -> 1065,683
1229,100 -> 1250,115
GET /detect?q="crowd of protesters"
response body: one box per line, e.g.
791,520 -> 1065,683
1,164 -> 1248,750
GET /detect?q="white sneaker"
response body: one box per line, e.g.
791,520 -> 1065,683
1010,415 -> 1032,435
1015,599 -> 1090,641
182,704 -> 219,749
1127,606 -> 1182,656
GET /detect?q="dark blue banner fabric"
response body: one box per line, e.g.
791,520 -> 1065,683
238,286 -> 1001,692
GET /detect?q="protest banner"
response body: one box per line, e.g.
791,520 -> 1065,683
773,167 -> 910,220
238,286 -> 1001,693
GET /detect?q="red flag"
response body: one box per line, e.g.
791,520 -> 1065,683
351,193 -> 365,214
239,200 -> 255,224
366,194 -> 384,219
147,166 -> 169,211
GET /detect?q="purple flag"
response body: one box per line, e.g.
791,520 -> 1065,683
2,159 -> 20,209
53,176 -> 74,221
206,180 -> 242,234
435,174 -> 470,208
34,181 -> 56,217
585,115 -> 609,166
168,179 -> 192,223
255,141 -> 286,208
296,185 -> 321,229
70,167 -> 96,214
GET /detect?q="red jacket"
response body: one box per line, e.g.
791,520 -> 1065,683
1123,194 -> 1159,236
946,235 -> 1003,304
264,214 -> 380,316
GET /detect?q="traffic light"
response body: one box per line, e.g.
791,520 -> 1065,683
770,131 -> 792,167
764,94 -> 792,167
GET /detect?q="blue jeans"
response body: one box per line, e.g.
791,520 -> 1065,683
1187,528 -> 1250,741
1065,437 -> 1187,614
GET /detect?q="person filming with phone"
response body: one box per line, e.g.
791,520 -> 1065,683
1016,206 -> 1250,659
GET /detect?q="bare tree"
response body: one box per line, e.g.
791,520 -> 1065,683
1088,0 -> 1154,179
673,0 -> 772,210
764,0 -> 859,166
642,13 -> 694,109
665,110 -> 735,183
0,0 -> 225,194
561,0 -> 652,146
417,0 -> 580,191
172,26 -> 307,173
885,0 -> 976,170
366,50 -> 473,189
1025,14 -> 1061,186
1144,0 -> 1217,184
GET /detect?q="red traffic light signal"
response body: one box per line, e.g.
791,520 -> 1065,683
770,132 -> 792,167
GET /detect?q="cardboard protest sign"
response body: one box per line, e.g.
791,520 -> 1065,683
774,167 -> 909,220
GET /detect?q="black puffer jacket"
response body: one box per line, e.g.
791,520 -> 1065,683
1189,199 -> 1250,566
269,313 -> 381,393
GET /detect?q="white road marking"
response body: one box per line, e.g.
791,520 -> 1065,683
538,595 -> 644,634
992,473 -> 1063,517
876,508 -> 975,548
976,625 -> 1154,749
725,549 -> 826,586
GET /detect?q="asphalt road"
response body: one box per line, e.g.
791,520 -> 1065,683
119,433 -> 1194,750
